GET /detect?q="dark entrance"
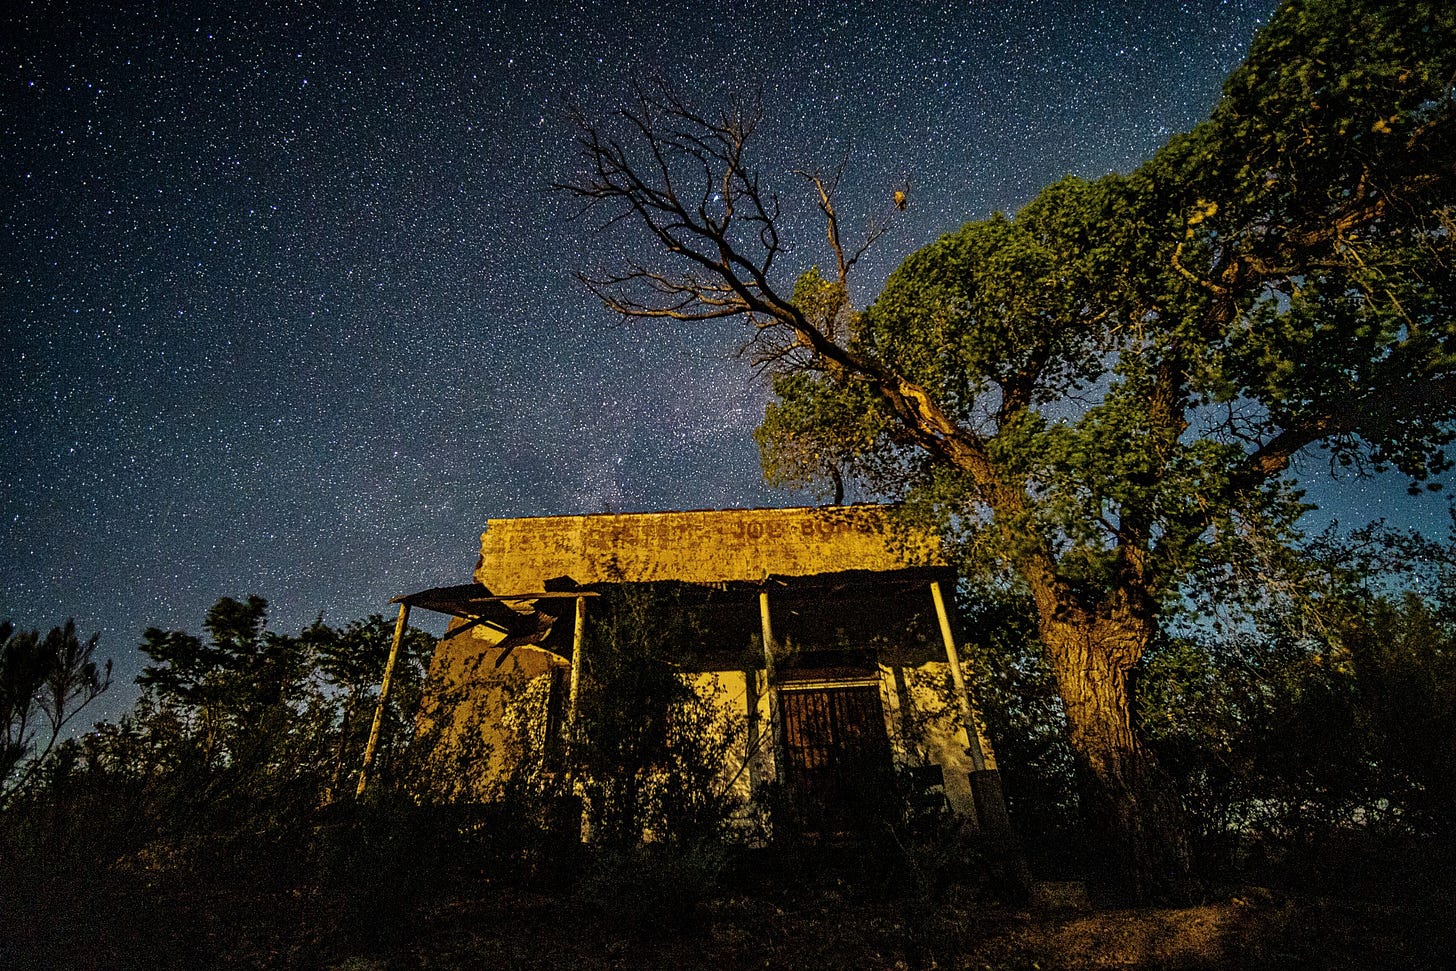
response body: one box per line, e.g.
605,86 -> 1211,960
780,683 -> 896,835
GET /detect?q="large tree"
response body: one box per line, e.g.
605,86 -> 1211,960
561,0 -> 1455,898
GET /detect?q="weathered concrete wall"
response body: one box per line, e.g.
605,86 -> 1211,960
475,504 -> 937,591
417,625 -> 563,799
896,660 -> 993,821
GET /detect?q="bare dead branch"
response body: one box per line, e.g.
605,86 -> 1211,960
557,82 -> 1069,598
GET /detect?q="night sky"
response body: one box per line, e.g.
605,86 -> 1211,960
5,0 -> 1447,715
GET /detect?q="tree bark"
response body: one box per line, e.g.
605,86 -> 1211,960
1039,606 -> 1192,902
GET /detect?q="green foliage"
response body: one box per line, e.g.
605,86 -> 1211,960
866,192 -> 1111,414
756,6 -> 1454,894
762,0 -> 1455,602
0,597 -> 448,966
575,583 -> 747,847
1180,0 -> 1456,480
1344,595 -> 1456,832
956,584 -> 1083,871
306,612 -> 433,796
105,596 -> 435,831
139,595 -> 309,717
758,371 -> 894,499
959,533 -> 1456,877
556,0 -> 1453,898
789,264 -> 856,343
1138,528 -> 1456,867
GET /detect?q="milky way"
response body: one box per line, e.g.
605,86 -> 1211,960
6,0 -> 1443,712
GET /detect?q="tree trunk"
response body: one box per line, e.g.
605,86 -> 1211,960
1040,608 -> 1191,903
324,700 -> 354,805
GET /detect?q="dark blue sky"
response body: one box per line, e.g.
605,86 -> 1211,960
4,0 -> 1447,715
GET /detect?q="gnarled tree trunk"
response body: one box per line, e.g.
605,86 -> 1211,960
1040,607 -> 1191,902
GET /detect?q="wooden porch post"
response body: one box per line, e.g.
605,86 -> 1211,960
566,594 -> 586,760
758,589 -> 787,782
356,601 -> 410,798
931,581 -> 988,772
560,594 -> 589,843
930,580 -> 1013,836
743,657 -> 762,793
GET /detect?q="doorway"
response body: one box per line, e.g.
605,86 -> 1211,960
779,682 -> 896,835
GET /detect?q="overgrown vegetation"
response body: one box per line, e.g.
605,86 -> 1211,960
967,521 -> 1456,904
1,618 -> 111,807
574,583 -> 749,849
3,524 -> 1454,966
0,598 -> 445,967
8,537 -> 1449,966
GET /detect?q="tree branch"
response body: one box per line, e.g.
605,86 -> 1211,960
558,84 -> 1068,600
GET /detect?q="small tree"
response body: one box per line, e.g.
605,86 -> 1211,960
575,583 -> 745,847
307,613 -> 433,801
1,618 -> 111,805
135,596 -> 338,827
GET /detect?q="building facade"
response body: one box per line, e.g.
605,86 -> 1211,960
403,505 -> 1010,837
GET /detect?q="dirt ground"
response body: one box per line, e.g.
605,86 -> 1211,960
304,890 -> 1444,971
309,882 -> 1452,971
8,841 -> 1453,970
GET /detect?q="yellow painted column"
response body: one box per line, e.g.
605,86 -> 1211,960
930,580 -> 1015,837
931,580 -> 989,772
356,601 -> 410,798
566,595 -> 586,764
758,589 -> 786,782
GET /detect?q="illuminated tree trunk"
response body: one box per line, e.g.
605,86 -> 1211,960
1040,606 -> 1191,902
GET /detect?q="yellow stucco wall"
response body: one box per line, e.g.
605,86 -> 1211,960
416,625 -> 565,801
475,504 -> 938,590
891,660 -> 998,822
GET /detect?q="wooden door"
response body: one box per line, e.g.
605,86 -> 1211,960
780,683 -> 895,835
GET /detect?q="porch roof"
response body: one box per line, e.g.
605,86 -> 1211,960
396,565 -> 958,668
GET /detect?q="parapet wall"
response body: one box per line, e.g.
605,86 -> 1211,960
475,504 -> 936,591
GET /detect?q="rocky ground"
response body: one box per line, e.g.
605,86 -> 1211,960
8,836 -> 1453,970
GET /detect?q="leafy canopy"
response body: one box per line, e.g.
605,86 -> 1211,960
762,0 -> 1455,605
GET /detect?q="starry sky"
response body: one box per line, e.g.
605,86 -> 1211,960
4,0 -> 1448,716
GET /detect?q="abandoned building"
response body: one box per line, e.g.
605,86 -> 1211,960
366,504 -> 1010,839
